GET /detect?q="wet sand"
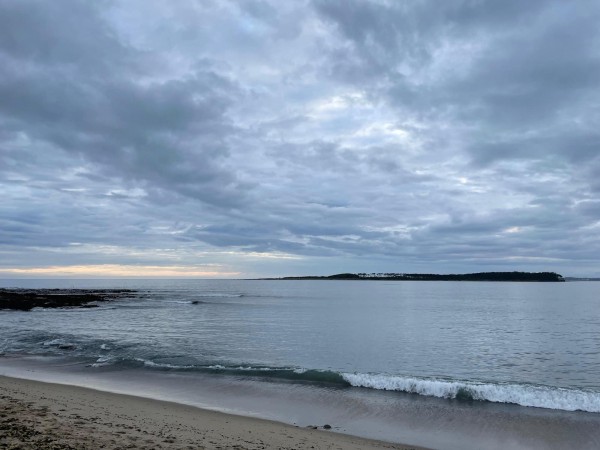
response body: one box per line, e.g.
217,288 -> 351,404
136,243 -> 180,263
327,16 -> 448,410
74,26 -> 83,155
0,375 -> 422,449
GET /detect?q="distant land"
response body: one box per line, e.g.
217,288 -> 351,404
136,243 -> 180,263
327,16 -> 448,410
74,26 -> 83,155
260,271 -> 566,282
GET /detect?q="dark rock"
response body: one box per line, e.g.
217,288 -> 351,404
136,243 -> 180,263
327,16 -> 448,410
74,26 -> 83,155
57,344 -> 76,350
0,289 -> 138,311
323,424 -> 331,429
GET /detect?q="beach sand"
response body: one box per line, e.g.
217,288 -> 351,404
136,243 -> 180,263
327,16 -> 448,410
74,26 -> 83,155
0,375 -> 423,449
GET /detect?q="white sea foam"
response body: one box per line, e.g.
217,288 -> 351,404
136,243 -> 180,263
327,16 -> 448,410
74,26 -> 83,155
42,338 -> 76,350
88,355 -> 116,367
198,293 -> 243,298
134,358 -> 194,369
207,365 -> 277,372
341,373 -> 600,412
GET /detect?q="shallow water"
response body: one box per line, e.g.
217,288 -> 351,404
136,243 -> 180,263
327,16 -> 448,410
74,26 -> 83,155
2,355 -> 600,450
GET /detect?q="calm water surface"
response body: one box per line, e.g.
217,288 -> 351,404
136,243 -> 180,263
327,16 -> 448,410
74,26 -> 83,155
1,279 -> 600,412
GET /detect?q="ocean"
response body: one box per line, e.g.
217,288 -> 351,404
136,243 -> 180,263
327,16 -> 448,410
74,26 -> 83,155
1,278 -> 600,449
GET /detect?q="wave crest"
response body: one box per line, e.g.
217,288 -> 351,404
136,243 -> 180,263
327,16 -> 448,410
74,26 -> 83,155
341,373 -> 600,412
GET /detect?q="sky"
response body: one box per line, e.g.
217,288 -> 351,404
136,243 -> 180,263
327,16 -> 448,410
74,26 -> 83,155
1,0 -> 599,278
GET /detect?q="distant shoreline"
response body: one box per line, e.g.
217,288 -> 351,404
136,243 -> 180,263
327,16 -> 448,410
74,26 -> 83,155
258,271 -> 565,282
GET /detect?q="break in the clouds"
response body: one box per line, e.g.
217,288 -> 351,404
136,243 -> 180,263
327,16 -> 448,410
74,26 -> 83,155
1,0 -> 599,277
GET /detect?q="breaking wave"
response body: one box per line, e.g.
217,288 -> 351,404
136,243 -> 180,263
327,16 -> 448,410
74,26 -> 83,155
5,330 -> 600,413
341,373 -> 600,412
102,357 -> 600,412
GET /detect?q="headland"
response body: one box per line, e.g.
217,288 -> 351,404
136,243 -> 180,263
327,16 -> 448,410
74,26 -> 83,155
260,271 -> 565,282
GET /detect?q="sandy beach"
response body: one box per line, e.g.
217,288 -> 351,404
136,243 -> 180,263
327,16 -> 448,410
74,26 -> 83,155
0,375 -> 422,450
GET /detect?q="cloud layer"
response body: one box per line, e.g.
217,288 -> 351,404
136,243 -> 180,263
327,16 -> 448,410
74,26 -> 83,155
1,0 -> 599,277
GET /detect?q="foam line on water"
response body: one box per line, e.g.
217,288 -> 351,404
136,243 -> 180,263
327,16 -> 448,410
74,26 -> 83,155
341,373 -> 600,412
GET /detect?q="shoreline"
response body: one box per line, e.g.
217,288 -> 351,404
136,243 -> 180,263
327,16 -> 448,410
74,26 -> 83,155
0,374 -> 422,449
3,356 -> 600,449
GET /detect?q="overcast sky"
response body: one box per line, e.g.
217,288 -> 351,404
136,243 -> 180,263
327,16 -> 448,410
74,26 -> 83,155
1,0 -> 599,278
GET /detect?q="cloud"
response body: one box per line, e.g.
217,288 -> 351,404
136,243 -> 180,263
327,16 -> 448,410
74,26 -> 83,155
0,0 -> 250,210
1,0 -> 599,276
314,0 -> 600,162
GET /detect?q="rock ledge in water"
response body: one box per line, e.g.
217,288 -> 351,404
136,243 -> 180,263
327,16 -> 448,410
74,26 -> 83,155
0,289 -> 138,311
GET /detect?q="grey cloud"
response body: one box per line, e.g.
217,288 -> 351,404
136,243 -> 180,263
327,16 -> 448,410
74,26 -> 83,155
574,201 -> 600,217
313,0 -> 553,82
0,1 -> 248,208
309,1 -> 600,275
450,10 -> 600,131
1,0 -> 599,276
583,156 -> 600,193
0,0 -> 129,70
468,131 -> 600,167
314,0 -> 600,161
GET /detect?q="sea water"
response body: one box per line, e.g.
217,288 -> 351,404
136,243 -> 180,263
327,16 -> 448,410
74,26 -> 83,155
1,279 -> 600,449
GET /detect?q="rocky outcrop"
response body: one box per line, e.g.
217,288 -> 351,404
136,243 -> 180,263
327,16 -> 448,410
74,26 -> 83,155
0,289 -> 137,311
